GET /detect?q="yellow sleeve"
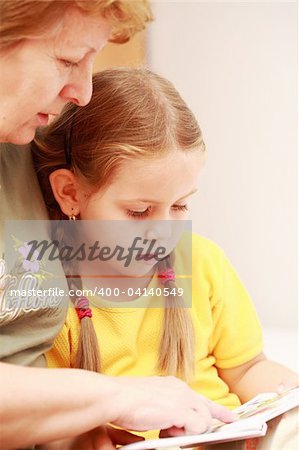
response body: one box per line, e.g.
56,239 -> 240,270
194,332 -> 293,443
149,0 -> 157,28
46,308 -> 78,368
209,246 -> 263,369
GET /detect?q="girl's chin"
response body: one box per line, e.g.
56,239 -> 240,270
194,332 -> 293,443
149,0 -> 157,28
117,263 -> 157,278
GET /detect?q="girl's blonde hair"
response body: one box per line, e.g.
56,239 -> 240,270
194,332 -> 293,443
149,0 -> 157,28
0,0 -> 152,48
32,68 -> 206,380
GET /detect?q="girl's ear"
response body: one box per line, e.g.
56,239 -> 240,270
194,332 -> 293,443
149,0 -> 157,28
49,169 -> 80,217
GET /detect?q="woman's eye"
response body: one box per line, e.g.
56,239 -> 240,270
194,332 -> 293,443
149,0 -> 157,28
172,204 -> 188,212
127,208 -> 151,219
59,59 -> 78,68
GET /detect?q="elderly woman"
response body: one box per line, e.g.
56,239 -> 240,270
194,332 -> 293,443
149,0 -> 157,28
0,2 -> 235,449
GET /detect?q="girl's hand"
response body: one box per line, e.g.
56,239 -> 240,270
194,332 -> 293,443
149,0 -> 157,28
112,376 -> 235,435
36,426 -> 143,450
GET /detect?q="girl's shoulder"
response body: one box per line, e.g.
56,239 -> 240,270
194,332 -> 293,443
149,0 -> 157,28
175,232 -> 232,284
178,232 -> 227,266
191,233 -> 224,257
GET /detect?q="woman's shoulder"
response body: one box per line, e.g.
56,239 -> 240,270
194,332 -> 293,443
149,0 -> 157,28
0,142 -> 48,221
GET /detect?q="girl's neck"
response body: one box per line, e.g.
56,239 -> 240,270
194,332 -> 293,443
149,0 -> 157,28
82,266 -> 156,302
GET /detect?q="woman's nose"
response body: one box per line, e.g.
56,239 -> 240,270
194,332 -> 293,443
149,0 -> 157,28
60,66 -> 93,107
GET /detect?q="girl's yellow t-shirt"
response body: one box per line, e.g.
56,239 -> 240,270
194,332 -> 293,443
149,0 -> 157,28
46,234 -> 263,409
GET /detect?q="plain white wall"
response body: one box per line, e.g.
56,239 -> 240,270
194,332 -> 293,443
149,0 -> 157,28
147,2 -> 297,336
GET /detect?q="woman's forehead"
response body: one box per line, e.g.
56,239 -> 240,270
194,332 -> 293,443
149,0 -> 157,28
53,7 -> 111,54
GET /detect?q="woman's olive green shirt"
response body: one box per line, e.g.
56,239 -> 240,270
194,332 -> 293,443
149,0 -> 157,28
0,143 -> 67,367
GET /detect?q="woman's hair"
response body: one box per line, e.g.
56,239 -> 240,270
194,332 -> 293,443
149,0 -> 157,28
0,0 -> 152,49
32,68 -> 206,380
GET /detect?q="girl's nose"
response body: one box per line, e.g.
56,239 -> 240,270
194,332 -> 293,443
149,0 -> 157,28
145,221 -> 173,242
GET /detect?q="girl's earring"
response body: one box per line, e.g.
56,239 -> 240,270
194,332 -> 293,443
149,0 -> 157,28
69,209 -> 77,221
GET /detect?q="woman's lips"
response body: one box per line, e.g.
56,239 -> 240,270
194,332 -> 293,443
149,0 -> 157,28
37,113 -> 49,126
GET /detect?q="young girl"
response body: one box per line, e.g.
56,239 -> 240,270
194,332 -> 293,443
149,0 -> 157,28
32,68 -> 297,449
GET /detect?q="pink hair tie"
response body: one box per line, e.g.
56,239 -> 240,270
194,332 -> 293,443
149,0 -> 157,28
75,296 -> 89,309
158,268 -> 175,285
76,307 -> 92,320
75,296 -> 92,320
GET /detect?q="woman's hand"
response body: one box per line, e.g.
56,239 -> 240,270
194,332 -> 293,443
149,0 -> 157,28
0,366 -> 234,449
112,375 -> 235,435
36,426 -> 143,450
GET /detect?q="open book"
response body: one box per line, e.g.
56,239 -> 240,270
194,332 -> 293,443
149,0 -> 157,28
121,387 -> 299,449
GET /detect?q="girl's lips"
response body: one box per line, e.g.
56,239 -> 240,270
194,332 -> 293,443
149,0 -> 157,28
37,113 -> 49,126
139,253 -> 156,260
139,254 -> 158,266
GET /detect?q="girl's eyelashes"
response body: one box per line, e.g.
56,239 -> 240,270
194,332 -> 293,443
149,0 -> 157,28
127,208 -> 151,219
126,204 -> 188,219
172,204 -> 188,212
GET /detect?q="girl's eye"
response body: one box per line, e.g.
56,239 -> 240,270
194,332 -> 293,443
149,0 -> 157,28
127,208 -> 151,219
172,204 -> 188,212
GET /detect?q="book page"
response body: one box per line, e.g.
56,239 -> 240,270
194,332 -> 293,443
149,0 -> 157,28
211,387 -> 298,433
